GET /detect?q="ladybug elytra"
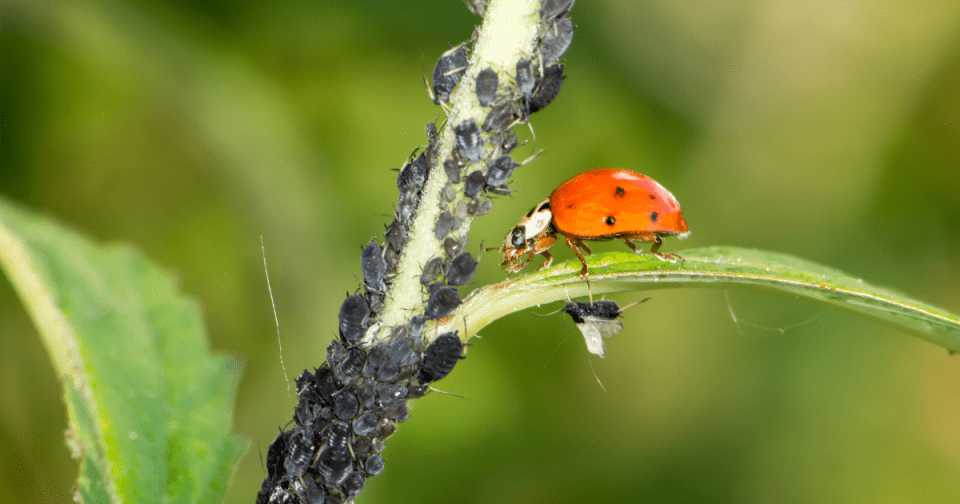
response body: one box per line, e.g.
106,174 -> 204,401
497,168 -> 689,277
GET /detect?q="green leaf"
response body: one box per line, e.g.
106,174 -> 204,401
439,246 -> 960,354
0,198 -> 247,504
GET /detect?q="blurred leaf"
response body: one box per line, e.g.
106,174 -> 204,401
440,246 -> 960,354
0,198 -> 247,504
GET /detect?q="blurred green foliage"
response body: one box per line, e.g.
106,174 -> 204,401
1,0 -> 959,503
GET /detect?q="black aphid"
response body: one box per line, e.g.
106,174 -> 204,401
377,383 -> 408,405
432,44 -> 468,104
443,237 -> 463,257
464,170 -> 485,198
353,411 -> 379,436
446,252 -> 478,286
360,238 -> 385,292
388,338 -> 418,367
420,257 -> 444,286
486,155 -> 517,187
499,133 -> 519,153
442,182 -> 457,203
295,369 -> 318,395
409,314 -> 426,342
540,0 -> 575,21
317,423 -> 353,489
383,219 -> 405,251
562,300 -> 625,359
327,339 -> 345,367
426,121 -> 440,166
435,211 -> 456,240
417,332 -> 465,383
483,100 -> 521,133
541,17 -> 575,63
343,472 -> 366,499
283,432 -> 314,479
528,63 -> 565,113
363,344 -> 388,380
454,119 -> 483,163
338,295 -> 370,345
397,152 -> 428,193
338,348 -> 366,378
366,455 -> 385,476
381,401 -> 409,422
333,392 -> 359,421
396,192 -> 418,224
425,287 -> 461,320
516,58 -> 536,98
427,282 -> 444,297
315,366 -> 339,405
298,475 -> 325,504
358,381 -> 376,410
443,158 -> 461,184
266,429 -> 289,479
475,67 -> 499,106
376,360 -> 400,383
475,199 -> 493,216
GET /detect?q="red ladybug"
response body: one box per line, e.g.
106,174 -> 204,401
497,168 -> 689,277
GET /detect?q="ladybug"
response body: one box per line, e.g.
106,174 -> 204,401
497,168 -> 689,277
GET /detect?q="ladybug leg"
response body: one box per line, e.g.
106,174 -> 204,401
507,253 -> 535,273
564,235 -> 591,277
535,251 -> 554,271
621,238 -> 638,252
651,235 -> 684,263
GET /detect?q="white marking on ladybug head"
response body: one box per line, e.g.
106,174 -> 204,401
523,199 -> 553,240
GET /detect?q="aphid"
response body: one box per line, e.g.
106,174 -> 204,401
297,474 -> 326,504
397,152 -> 428,194
454,119 -> 483,163
425,287 -> 461,319
342,472 -> 366,499
314,365 -> 339,404
333,392 -> 359,421
475,67 -> 499,107
283,431 -> 315,479
443,237 -> 464,257
353,411 -> 379,436
417,332 -> 465,384
327,340 -> 345,368
338,348 -> 367,378
515,58 -> 536,99
495,168 -> 689,277
540,0 -> 575,21
464,170 -> 485,198
381,401 -> 409,421
383,219 -> 405,251
446,252 -> 478,286
366,455 -> 385,476
427,282 -> 444,297
435,211 -> 456,239
561,299 -> 625,358
376,360 -> 399,383
483,100 -> 520,133
432,44 -> 468,104
442,182 -> 457,203
475,199 -> 493,217
396,192 -> 418,224
363,344 -> 388,380
420,257 -> 444,286
296,369 -> 317,396
338,295 -> 370,344
317,423 -> 353,489
357,381 -> 376,410
266,429 -> 289,479
408,314 -> 427,341
444,158 -> 461,184
388,338 -> 418,367
377,383 -> 408,405
361,238 -> 385,292
541,18 -> 575,63
528,63 -> 565,113
499,133 -> 519,154
485,155 -> 517,187
426,121 -> 440,166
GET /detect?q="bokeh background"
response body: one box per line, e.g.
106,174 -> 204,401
3,0 -> 960,502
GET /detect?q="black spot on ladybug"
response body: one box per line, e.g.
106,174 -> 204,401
649,194 -> 657,200
566,203 -> 575,209
605,216 -> 616,226
614,186 -> 626,197
650,212 -> 658,223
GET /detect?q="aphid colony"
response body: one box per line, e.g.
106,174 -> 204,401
259,1 -> 578,502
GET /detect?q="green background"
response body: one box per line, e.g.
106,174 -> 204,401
2,0 -> 959,502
